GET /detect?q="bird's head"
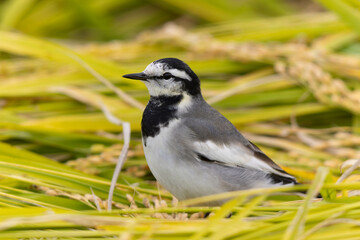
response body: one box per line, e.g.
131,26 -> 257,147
123,58 -> 201,97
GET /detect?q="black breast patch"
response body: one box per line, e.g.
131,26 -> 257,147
141,95 -> 183,145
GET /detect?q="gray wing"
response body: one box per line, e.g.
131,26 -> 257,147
181,98 -> 296,184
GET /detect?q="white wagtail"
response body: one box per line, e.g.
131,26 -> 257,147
123,58 -> 297,204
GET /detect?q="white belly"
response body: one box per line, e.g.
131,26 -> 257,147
142,120 -> 226,202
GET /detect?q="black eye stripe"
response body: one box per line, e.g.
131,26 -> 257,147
151,73 -> 190,81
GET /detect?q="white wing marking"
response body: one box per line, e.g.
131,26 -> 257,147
193,140 -> 294,178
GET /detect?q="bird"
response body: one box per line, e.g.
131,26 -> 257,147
123,58 -> 297,205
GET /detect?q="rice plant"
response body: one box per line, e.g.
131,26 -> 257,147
1,0 -> 360,239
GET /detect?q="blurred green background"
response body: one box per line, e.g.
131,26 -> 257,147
0,0 -> 325,40
1,0 -> 360,239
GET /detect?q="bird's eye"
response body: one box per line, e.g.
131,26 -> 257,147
163,72 -> 172,80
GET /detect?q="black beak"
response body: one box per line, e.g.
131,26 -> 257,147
122,72 -> 148,81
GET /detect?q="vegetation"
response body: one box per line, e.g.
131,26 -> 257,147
0,0 -> 360,239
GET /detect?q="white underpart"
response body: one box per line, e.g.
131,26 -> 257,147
193,140 -> 295,179
143,119 -> 233,201
143,120 -> 192,199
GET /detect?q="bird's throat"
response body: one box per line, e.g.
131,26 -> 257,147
141,94 -> 183,144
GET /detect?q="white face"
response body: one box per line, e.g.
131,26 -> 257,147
143,62 -> 192,96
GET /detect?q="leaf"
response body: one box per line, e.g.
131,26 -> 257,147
316,0 -> 360,35
0,31 -> 134,79
283,167 -> 329,240
320,171 -> 337,201
0,0 -> 36,30
1,128 -> 118,154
